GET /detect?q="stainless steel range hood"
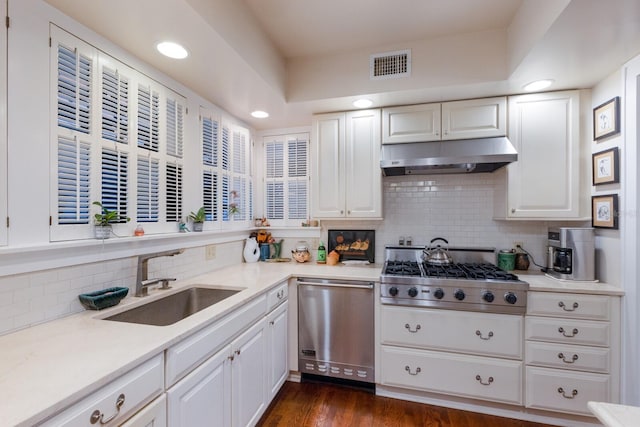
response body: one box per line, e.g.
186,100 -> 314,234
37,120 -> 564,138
380,137 -> 518,176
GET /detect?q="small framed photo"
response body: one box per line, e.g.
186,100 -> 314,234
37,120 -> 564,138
592,194 -> 619,229
593,97 -> 620,141
592,147 -> 620,185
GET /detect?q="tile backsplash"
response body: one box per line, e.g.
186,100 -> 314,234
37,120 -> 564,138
0,241 -> 243,336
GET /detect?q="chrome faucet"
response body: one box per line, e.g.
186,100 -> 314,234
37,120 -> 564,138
135,249 -> 185,297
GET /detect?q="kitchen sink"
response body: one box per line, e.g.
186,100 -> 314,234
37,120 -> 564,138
104,287 -> 242,326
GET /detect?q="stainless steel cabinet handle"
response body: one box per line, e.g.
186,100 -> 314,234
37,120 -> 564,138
559,301 -> 579,311
277,290 -> 284,299
405,323 -> 421,333
558,352 -> 579,364
235,349 -> 241,355
90,393 -> 125,424
558,387 -> 578,399
405,366 -> 421,376
228,354 -> 235,361
558,327 -> 579,337
475,375 -> 494,386
296,280 -> 374,289
475,330 -> 494,340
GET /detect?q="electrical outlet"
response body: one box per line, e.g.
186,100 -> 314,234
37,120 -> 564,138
310,238 -> 319,248
205,244 -> 216,260
513,241 -> 523,250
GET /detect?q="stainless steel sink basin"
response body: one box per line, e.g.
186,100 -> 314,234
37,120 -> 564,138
104,287 -> 241,326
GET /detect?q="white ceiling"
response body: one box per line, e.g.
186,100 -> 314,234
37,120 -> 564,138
43,0 -> 640,130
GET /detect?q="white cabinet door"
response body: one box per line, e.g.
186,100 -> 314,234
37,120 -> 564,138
441,97 -> 506,140
311,113 -> 346,218
267,303 -> 289,399
120,394 -> 166,427
496,91 -> 583,219
382,103 -> 441,144
167,347 -> 231,427
311,110 -> 382,219
345,109 -> 382,218
231,319 -> 267,427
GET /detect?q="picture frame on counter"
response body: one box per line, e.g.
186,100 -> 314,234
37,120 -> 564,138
592,194 -> 619,229
592,147 -> 620,185
593,96 -> 620,141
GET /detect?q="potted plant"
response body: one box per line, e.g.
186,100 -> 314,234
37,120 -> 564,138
189,206 -> 207,232
92,201 -> 130,239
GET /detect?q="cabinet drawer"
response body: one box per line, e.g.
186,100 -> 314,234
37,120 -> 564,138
525,317 -> 609,347
120,394 -> 166,427
165,295 -> 267,387
526,366 -> 610,416
525,341 -> 610,373
527,292 -> 611,320
381,306 -> 523,359
380,346 -> 523,405
267,281 -> 288,311
40,354 -> 164,427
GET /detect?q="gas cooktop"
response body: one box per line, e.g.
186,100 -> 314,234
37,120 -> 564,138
380,245 -> 528,314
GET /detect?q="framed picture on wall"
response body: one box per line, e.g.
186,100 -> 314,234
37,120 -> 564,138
592,194 -> 619,229
592,147 -> 620,185
593,97 -> 620,141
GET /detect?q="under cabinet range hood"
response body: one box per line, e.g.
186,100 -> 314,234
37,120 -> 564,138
380,137 -> 518,176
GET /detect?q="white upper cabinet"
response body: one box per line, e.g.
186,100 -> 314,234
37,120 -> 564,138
311,110 -> 382,219
441,97 -> 506,140
382,103 -> 441,143
494,90 -> 587,220
382,97 -> 506,144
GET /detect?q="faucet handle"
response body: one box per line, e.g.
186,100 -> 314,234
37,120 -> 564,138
159,278 -> 176,290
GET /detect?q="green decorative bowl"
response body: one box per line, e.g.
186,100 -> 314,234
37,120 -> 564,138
78,287 -> 129,310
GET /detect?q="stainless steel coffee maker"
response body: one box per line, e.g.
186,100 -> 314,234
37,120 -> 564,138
547,227 -> 595,281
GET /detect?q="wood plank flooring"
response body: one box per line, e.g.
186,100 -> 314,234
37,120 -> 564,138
258,380 -> 553,427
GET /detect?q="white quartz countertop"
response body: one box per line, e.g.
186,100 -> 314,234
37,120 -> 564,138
0,261 -> 622,426
588,401 -> 640,427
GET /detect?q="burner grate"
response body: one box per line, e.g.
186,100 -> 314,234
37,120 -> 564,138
384,261 -> 422,276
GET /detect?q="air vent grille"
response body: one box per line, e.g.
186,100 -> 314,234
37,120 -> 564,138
370,49 -> 411,80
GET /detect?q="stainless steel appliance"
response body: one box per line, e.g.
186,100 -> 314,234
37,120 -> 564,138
380,246 -> 528,314
298,277 -> 375,383
547,227 -> 595,281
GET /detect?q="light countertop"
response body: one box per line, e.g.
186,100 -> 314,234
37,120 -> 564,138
588,401 -> 640,427
0,261 -> 622,426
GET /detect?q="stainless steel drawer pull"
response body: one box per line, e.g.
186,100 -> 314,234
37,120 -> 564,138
559,301 -> 579,311
277,290 -> 285,299
475,330 -> 494,340
558,327 -> 579,337
90,393 -> 125,424
405,323 -> 421,333
557,387 -> 578,399
475,375 -> 494,386
405,366 -> 421,376
558,352 -> 579,363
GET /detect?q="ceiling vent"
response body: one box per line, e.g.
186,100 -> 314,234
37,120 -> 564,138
370,49 -> 411,80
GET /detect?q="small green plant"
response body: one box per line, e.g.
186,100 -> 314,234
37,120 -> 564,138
189,206 -> 207,223
92,201 -> 130,226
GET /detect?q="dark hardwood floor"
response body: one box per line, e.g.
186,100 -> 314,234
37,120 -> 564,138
258,380 -> 553,427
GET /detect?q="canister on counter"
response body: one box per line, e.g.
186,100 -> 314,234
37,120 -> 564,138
498,249 -> 516,271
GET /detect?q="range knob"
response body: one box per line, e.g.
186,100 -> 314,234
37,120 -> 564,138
433,288 -> 445,299
454,289 -> 465,301
482,291 -> 495,303
408,287 -> 419,298
504,292 -> 518,305
388,286 -> 399,296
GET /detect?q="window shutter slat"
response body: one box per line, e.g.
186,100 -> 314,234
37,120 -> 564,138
57,44 -> 92,134
137,157 -> 159,222
57,136 -> 91,224
166,163 -> 183,222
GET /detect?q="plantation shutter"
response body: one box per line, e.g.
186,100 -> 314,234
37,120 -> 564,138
265,140 -> 284,220
166,163 -> 183,222
287,136 -> 308,219
166,96 -> 184,158
137,84 -> 159,152
100,148 -> 128,222
202,116 -> 218,167
57,136 -> 91,224
101,66 -> 129,143
203,171 -> 218,222
57,43 -> 92,134
137,156 -> 159,222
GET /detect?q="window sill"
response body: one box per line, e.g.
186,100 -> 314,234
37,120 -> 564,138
0,228 -> 251,276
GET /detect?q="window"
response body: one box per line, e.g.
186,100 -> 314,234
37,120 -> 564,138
49,26 -> 186,240
200,109 -> 252,228
263,133 -> 309,225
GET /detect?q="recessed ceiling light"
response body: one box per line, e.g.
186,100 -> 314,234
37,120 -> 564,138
353,99 -> 373,108
156,41 -> 188,59
251,110 -> 269,119
523,79 -> 553,92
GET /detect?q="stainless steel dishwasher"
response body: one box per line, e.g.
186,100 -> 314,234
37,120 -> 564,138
297,277 -> 374,383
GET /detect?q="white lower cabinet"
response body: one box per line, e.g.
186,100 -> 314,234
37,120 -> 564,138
266,302 -> 288,399
121,394 -> 167,427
